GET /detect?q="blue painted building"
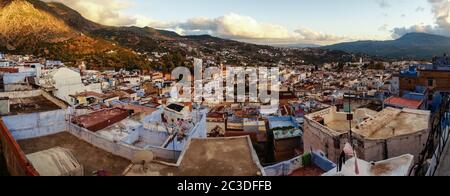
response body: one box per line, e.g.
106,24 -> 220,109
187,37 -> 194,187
268,116 -> 303,162
399,55 -> 450,108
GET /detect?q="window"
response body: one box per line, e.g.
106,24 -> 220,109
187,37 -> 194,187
428,79 -> 435,87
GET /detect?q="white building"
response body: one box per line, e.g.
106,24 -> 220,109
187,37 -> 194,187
389,76 -> 400,96
123,76 -> 141,86
1,65 -> 41,92
0,61 -> 10,67
303,106 -> 430,163
323,154 -> 414,176
45,60 -> 63,67
38,67 -> 102,104
163,103 -> 192,125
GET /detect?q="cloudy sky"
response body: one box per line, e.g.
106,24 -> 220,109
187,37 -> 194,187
45,0 -> 450,45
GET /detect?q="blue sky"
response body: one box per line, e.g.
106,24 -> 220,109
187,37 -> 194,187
48,0 -> 449,45
130,0 -> 432,34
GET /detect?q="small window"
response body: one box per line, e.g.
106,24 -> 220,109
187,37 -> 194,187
428,79 -> 434,87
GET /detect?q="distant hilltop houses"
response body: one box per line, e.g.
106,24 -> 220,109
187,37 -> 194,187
0,52 -> 448,176
433,54 -> 450,66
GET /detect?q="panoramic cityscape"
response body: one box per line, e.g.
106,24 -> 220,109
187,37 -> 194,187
0,0 -> 449,178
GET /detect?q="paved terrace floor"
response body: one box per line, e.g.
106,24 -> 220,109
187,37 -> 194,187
9,96 -> 61,115
353,108 -> 429,140
125,137 -> 262,176
289,165 -> 325,176
18,132 -> 131,176
326,120 -> 356,133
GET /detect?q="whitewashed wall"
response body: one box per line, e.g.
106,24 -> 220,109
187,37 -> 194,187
3,110 -> 67,140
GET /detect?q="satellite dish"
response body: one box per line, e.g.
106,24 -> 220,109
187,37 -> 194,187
132,150 -> 154,165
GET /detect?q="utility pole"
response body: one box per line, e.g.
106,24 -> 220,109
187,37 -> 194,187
347,90 -> 354,147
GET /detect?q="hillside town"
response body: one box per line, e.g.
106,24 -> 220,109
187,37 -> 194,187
0,50 -> 448,176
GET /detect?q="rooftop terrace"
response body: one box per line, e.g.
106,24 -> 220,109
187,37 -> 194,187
9,96 -> 61,115
323,154 -> 414,176
353,107 -> 430,140
0,90 -> 67,116
71,108 -> 129,132
18,132 -> 131,176
325,120 -> 356,133
124,137 -> 263,176
289,165 -> 325,176
384,97 -> 423,109
307,106 -> 429,140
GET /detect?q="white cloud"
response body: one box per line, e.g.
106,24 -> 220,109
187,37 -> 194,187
43,1 -> 351,44
293,28 -> 344,43
378,24 -> 390,32
44,0 -> 137,26
392,0 -> 450,38
145,13 -> 347,45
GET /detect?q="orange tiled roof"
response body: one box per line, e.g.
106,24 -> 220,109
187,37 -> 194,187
384,97 -> 423,109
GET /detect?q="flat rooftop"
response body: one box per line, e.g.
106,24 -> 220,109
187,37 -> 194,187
326,120 -> 356,133
385,97 -> 423,109
353,107 -> 430,140
323,154 -> 414,176
72,108 -> 129,132
70,91 -> 106,99
307,107 -> 429,139
18,132 -> 130,176
289,165 -> 325,176
8,96 -> 61,115
124,137 -> 263,176
96,118 -> 141,142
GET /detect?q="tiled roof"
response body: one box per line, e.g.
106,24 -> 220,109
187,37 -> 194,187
384,97 -> 423,109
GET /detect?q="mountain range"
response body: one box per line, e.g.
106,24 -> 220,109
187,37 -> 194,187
324,32 -> 450,59
2,0 -> 448,69
0,0 -> 356,71
1,0 -> 449,70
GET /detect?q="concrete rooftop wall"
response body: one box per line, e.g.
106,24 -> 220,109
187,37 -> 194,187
3,72 -> 35,85
0,90 -> 42,99
165,111 -> 207,151
68,124 -> 181,162
139,129 -> 170,147
2,109 -> 67,140
303,118 -> 345,163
